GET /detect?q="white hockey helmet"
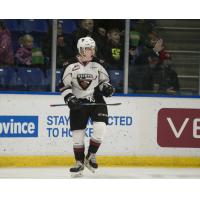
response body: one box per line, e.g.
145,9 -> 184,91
77,36 -> 96,53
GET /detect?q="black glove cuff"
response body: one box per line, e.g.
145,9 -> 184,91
64,93 -> 75,103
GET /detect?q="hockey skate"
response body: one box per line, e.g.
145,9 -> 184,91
85,153 -> 98,173
69,161 -> 84,178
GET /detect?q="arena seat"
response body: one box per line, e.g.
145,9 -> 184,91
19,19 -> 48,33
4,19 -> 21,32
60,19 -> 77,33
46,68 -> 63,91
108,70 -> 124,93
108,70 -> 124,84
0,66 -> 17,90
16,67 -> 46,91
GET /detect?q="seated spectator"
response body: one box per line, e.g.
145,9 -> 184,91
72,19 -> 106,59
97,26 -> 106,38
15,34 -> 33,66
153,52 -> 180,95
134,31 -> 164,66
129,51 -> 159,93
102,28 -> 124,70
148,31 -> 165,54
129,31 -> 144,65
42,21 -> 75,68
15,34 -> 44,67
56,21 -> 74,67
72,19 -> 94,42
130,20 -> 156,50
129,23 -> 156,66
132,20 -> 156,38
0,20 -> 14,66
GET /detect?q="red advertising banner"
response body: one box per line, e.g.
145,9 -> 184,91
157,108 -> 200,148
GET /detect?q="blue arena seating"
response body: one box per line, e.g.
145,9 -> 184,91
108,70 -> 124,92
5,19 -> 21,32
46,68 -> 63,91
19,19 -> 48,33
16,67 -> 46,91
34,20 -> 48,33
0,66 -> 18,90
60,19 -> 77,33
108,70 -> 124,85
55,69 -> 63,87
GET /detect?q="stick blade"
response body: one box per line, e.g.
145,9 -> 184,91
50,104 -> 67,107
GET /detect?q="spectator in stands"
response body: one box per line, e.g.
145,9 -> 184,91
147,31 -> 165,53
15,34 -> 44,67
102,28 -> 124,70
132,20 -> 156,38
138,31 -> 179,94
94,20 -> 108,58
129,51 -> 158,93
15,34 -> 33,66
128,21 -> 157,66
97,26 -> 106,38
134,31 -> 164,66
0,20 -> 14,66
56,21 -> 74,67
72,19 -> 94,42
153,52 -> 180,95
129,31 -> 144,65
72,19 -> 106,59
130,20 -> 156,51
43,21 -> 76,68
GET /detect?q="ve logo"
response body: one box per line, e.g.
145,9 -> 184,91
157,108 -> 200,148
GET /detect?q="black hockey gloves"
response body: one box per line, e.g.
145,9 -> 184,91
101,82 -> 115,97
64,94 -> 81,110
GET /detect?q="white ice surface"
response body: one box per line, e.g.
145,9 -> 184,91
0,167 -> 200,179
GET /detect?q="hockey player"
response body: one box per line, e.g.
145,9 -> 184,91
60,36 -> 114,177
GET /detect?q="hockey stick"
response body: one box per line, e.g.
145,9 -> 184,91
50,102 -> 122,107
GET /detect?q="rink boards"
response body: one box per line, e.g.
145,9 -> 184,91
0,92 -> 200,167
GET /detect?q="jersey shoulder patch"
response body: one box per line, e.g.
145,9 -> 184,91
72,64 -> 80,71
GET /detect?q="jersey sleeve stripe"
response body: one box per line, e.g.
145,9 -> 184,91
60,86 -> 72,92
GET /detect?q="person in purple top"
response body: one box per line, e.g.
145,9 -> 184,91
15,34 -> 33,66
0,20 -> 14,66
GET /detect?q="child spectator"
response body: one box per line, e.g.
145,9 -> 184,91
15,34 -> 44,67
15,34 -> 33,66
0,20 -> 14,65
